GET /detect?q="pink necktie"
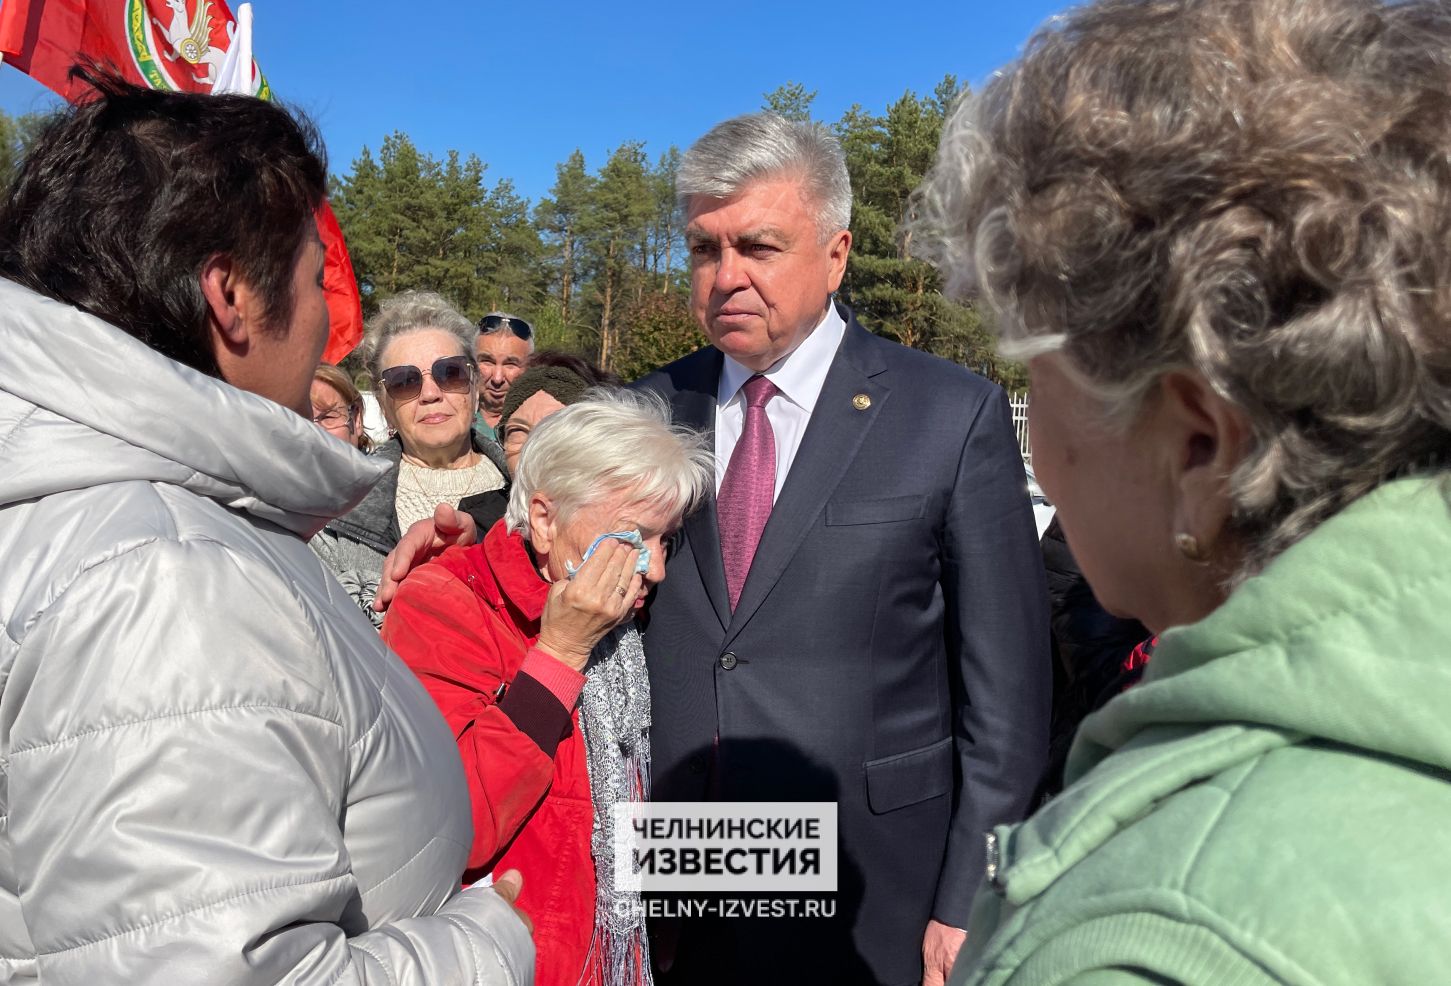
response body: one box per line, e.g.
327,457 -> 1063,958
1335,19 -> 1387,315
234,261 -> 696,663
718,375 -> 778,611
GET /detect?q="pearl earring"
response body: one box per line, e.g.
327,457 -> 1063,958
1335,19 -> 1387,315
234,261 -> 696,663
1175,532 -> 1209,563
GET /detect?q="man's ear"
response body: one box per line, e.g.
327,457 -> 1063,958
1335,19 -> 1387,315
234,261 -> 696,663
825,228 -> 851,293
1157,370 -> 1252,552
527,492 -> 557,557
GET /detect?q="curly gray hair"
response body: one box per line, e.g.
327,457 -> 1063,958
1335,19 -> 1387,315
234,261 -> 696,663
913,0 -> 1451,576
678,113 -> 852,239
361,290 -> 476,382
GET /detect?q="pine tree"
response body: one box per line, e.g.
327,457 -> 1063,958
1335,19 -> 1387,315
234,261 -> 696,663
586,142 -> 655,370
835,78 -> 1024,388
763,82 -> 818,121
534,150 -> 594,330
0,109 -> 50,189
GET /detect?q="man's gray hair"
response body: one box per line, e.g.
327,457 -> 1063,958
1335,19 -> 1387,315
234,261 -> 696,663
505,389 -> 713,537
478,311 -> 536,354
362,289 -> 476,381
678,113 -> 852,238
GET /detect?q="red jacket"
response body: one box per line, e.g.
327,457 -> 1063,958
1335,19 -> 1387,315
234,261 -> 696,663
383,522 -> 598,986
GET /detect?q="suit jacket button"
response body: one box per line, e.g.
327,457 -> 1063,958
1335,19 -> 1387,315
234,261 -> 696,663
718,652 -> 738,671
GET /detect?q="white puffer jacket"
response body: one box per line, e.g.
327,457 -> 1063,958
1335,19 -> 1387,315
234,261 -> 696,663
0,280 -> 532,985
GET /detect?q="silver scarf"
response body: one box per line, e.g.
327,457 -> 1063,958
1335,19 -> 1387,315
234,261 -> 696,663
579,623 -> 652,986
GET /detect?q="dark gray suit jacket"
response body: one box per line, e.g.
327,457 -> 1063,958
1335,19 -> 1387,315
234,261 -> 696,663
636,306 -> 1050,986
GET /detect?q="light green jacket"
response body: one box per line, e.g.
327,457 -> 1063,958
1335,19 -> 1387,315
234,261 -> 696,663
951,476 -> 1451,985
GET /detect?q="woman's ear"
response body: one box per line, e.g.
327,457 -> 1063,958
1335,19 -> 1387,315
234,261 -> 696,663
527,492 -> 557,558
1157,370 -> 1252,554
200,253 -> 252,351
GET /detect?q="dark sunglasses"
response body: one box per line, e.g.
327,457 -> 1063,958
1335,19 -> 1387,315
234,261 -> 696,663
378,355 -> 476,402
478,314 -> 533,341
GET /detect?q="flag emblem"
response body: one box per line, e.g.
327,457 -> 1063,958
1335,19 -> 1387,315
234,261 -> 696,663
126,0 -> 265,95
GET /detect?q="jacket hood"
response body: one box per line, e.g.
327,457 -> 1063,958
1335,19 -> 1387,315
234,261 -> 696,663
993,475 -> 1451,903
0,278 -> 390,538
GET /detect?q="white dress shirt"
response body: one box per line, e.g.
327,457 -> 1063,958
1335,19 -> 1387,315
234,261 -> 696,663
714,303 -> 847,500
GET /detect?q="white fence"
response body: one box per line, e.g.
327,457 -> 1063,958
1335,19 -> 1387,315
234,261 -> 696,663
1009,391 -> 1030,464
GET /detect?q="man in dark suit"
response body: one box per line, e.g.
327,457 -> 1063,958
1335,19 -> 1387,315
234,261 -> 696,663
636,113 -> 1050,986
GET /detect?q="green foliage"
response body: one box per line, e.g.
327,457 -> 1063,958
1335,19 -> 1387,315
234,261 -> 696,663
611,291 -> 708,383
330,133 -> 543,322
528,295 -> 594,356
834,76 -> 1025,389
762,82 -> 818,122
587,142 -> 658,368
646,148 -> 682,288
534,149 -> 595,328
0,108 -> 50,190
0,113 -> 19,189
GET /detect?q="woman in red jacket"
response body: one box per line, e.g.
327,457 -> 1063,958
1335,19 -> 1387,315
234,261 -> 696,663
384,390 -> 712,986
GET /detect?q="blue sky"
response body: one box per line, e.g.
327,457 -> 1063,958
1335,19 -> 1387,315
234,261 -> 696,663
1,0 -> 1068,202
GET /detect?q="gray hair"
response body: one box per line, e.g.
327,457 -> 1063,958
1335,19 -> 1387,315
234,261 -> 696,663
678,113 -> 852,238
911,0 -> 1451,579
505,389 -> 713,537
478,311 -> 536,354
361,290 -> 477,381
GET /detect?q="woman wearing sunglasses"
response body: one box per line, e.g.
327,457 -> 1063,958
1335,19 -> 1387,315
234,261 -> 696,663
312,290 -> 509,626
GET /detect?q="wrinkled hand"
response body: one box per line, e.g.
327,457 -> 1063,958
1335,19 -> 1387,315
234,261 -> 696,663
491,869 -> 533,936
922,919 -> 967,986
536,540 -> 642,671
372,503 -> 478,612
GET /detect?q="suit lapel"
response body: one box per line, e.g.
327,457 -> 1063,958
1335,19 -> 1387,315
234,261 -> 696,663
670,350 -> 732,631
723,314 -> 889,648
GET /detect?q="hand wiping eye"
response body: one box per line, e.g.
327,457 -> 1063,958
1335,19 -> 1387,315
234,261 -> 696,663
565,530 -> 650,578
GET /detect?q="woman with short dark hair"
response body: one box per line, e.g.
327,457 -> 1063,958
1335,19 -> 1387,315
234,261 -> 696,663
914,0 -> 1451,981
0,70 -> 531,984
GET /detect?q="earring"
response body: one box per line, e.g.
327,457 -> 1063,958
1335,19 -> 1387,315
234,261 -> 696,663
1175,532 -> 1210,563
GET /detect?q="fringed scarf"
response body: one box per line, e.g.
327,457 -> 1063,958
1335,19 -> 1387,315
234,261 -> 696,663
579,623 -> 653,986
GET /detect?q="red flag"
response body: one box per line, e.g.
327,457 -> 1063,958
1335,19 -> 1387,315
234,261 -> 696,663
315,199 -> 365,365
0,0 -> 365,361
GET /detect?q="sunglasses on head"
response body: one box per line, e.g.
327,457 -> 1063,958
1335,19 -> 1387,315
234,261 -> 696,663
378,355 -> 476,403
479,314 -> 533,341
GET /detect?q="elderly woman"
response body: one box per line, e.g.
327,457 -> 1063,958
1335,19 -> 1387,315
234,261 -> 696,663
312,290 -> 508,622
311,362 -> 373,451
497,355 -> 621,473
0,71 -> 529,982
383,390 -> 712,986
913,0 -> 1451,982
458,353 -> 618,532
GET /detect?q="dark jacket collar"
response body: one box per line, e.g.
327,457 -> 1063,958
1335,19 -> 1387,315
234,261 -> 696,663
324,428 -> 509,554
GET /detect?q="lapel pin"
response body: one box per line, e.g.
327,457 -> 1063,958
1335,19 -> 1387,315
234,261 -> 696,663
852,394 -> 872,411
